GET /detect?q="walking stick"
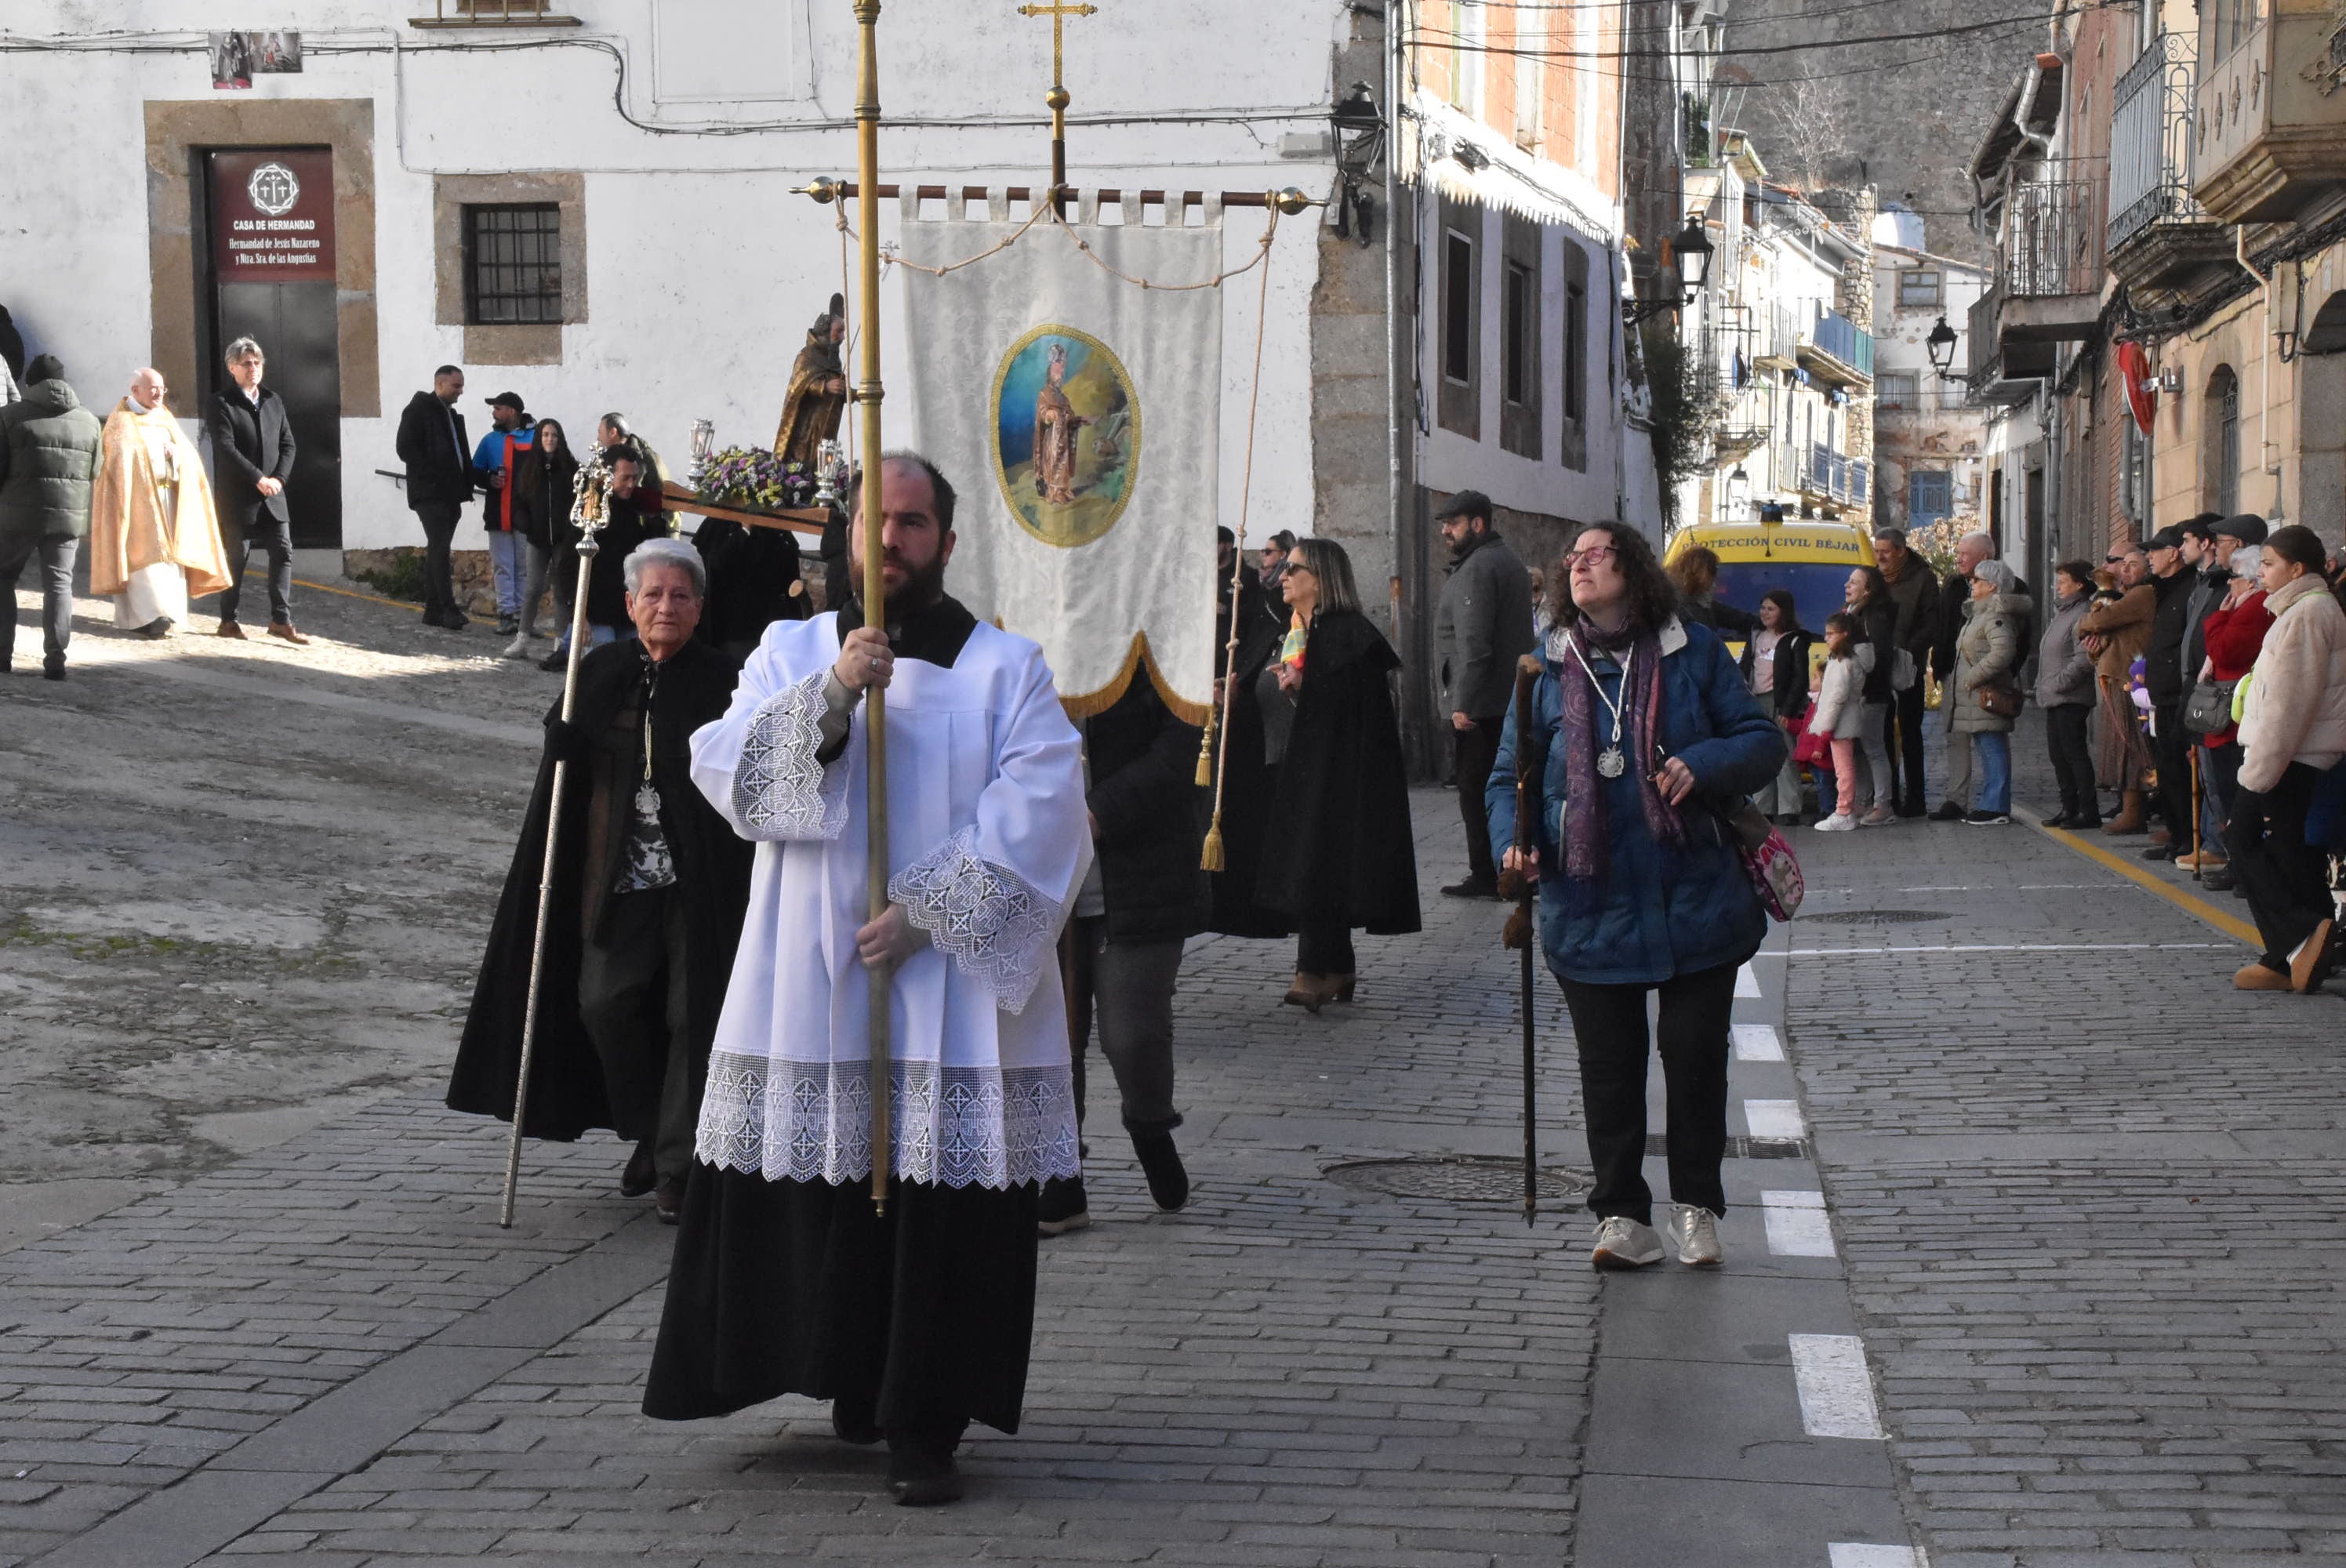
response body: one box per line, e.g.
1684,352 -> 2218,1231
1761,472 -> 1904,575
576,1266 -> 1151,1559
2190,744 -> 2203,884
500,455 -> 612,1229
1496,656 -> 1544,1228
852,0 -> 893,1216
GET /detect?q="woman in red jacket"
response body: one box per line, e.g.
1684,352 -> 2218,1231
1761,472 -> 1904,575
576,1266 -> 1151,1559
2194,575 -> 2275,890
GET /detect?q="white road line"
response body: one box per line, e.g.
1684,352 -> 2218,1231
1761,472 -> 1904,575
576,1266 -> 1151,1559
1730,1023 -> 1785,1062
1736,963 -> 1762,997
1760,942 -> 2229,957
1762,1191 -> 1836,1258
1789,1334 -> 1884,1439
1828,1546 -> 1922,1568
1743,1099 -> 1806,1140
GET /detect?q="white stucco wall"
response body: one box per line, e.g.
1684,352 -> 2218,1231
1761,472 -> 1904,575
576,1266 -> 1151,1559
1,1 -> 1349,554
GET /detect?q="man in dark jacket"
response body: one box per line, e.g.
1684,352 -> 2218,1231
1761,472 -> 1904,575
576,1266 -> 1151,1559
1432,489 -> 1535,898
1044,677 -> 1210,1237
0,354 -> 102,681
448,537 -> 752,1221
2141,524 -> 2200,862
205,336 -> 305,644
394,365 -> 473,630
1872,528 -> 1940,815
539,448 -> 667,671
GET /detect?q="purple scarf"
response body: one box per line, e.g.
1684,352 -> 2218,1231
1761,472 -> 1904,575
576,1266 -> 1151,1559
1559,616 -> 1682,883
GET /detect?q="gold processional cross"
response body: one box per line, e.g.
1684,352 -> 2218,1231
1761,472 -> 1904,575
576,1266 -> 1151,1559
1015,0 -> 1098,203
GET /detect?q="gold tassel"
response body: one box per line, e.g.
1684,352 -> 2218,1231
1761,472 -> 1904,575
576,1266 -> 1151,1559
1193,707 -> 1215,787
1200,817 -> 1226,873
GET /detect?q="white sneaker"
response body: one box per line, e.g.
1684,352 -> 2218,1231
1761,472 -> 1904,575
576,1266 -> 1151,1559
501,633 -> 534,660
1589,1215 -> 1665,1270
1812,814 -> 1857,833
1665,1203 -> 1723,1266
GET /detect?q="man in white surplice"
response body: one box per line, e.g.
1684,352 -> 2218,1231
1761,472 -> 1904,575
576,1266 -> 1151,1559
643,452 -> 1090,1509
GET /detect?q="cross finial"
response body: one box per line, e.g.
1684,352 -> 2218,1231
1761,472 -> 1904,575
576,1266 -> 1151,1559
1016,0 -> 1096,94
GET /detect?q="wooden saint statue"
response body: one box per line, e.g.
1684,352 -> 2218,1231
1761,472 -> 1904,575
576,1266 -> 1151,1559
773,293 -> 849,467
1032,340 -> 1092,505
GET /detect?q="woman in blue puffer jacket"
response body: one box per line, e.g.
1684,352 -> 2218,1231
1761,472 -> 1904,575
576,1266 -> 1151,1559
1487,521 -> 1786,1273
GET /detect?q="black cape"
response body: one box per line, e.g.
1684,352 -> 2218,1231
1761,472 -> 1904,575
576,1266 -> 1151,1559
1206,615 -> 1292,938
447,638 -> 753,1140
692,517 -> 808,656
1255,609 -> 1422,936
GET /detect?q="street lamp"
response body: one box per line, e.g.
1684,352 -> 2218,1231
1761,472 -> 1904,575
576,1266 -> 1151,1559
1331,80 -> 1382,246
1725,463 -> 1749,521
1927,315 -> 1959,379
1626,211 -> 1715,324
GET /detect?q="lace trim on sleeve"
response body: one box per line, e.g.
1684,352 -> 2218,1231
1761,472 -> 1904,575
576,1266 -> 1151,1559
732,669 -> 849,841
888,824 -> 1062,1014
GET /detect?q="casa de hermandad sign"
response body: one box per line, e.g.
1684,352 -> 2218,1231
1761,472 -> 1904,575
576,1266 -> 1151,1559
210,149 -> 336,278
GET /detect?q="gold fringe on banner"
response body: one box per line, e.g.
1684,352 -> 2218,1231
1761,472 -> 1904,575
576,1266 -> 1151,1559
1057,631 -> 1212,727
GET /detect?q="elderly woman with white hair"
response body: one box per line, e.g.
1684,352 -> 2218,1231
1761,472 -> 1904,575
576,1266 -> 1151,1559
450,535 -> 755,1224
1950,558 -> 2033,825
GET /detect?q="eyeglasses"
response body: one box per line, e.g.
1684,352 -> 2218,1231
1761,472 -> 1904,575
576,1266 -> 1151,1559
1563,545 -> 1618,568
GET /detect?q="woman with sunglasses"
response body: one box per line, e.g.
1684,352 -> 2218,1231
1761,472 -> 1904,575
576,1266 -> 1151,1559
1487,522 -> 1785,1270
1242,537 -> 1421,1011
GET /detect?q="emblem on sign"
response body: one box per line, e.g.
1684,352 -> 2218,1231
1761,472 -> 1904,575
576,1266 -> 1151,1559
990,323 -> 1139,549
247,162 -> 300,217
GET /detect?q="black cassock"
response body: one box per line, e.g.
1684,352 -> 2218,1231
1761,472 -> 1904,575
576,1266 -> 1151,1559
641,597 -> 1042,1445
447,638 -> 753,1144
692,517 -> 808,660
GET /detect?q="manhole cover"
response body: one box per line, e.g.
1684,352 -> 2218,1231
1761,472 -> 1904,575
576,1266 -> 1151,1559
1807,908 -> 1948,924
1325,1156 -> 1591,1203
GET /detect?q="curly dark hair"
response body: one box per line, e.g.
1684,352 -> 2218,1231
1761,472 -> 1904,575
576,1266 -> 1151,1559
1545,522 -> 1680,633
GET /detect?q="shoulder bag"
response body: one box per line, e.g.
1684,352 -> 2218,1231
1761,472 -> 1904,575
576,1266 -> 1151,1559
2183,677 -> 2239,735
1723,799 -> 1804,923
1976,675 -> 2025,720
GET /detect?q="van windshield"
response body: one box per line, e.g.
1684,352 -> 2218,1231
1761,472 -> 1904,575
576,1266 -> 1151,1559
1712,561 -> 1854,637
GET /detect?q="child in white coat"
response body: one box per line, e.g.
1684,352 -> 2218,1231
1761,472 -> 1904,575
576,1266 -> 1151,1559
1810,613 -> 1871,832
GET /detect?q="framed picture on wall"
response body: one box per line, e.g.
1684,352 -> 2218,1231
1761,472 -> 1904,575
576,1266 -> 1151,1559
209,31 -> 301,90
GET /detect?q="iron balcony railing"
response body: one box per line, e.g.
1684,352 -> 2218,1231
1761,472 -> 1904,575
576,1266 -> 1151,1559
1801,442 -> 1870,508
2108,31 -> 2206,252
1809,310 -> 1875,378
1998,166 -> 2105,299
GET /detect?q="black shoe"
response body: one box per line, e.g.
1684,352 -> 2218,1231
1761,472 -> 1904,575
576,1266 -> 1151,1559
436,608 -> 469,630
830,1396 -> 882,1446
496,615 -> 518,637
2201,867 -> 2238,892
41,655 -> 64,682
886,1443 -> 964,1507
538,647 -> 568,671
1440,877 -> 1498,900
2069,814 -> 2102,830
654,1177 -> 685,1225
1963,809 -> 2010,826
2142,843 -> 2177,862
1131,1129 -> 1189,1214
1037,1175 -> 1089,1236
2043,810 -> 2075,829
1897,800 -> 1927,819
619,1140 -> 656,1198
1928,801 -> 1966,822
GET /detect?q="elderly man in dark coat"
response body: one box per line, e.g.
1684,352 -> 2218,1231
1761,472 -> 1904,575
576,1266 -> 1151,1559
0,354 -> 103,680
1432,488 -> 1534,898
449,537 -> 754,1221
206,336 -> 304,643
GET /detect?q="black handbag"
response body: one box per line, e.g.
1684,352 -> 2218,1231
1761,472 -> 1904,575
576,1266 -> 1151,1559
2184,677 -> 2239,735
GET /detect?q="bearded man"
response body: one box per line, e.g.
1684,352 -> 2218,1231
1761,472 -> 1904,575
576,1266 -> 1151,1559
450,538 -> 754,1220
773,294 -> 848,470
643,452 -> 1091,1508
90,368 -> 230,636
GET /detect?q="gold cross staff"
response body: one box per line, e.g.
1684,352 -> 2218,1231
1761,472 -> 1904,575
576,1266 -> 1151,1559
1015,0 -> 1098,211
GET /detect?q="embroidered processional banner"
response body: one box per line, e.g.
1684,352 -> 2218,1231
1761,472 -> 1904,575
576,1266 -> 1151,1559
901,196 -> 1222,721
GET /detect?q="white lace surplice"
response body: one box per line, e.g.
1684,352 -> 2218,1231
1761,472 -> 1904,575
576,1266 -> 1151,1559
687,613 -> 1092,1189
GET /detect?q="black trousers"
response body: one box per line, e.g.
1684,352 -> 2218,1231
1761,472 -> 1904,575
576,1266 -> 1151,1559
2152,702 -> 2196,851
220,514 -> 293,626
1066,916 -> 1183,1134
1454,717 -> 1505,884
1887,681 -> 1928,812
2227,762 -> 2332,971
1556,961 -> 1740,1224
576,887 -> 700,1182
1297,917 -> 1355,977
2046,702 -> 2097,821
412,500 -> 463,617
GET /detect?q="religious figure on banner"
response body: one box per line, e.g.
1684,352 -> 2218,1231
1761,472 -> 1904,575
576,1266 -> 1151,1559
772,293 -> 849,469
990,325 -> 1138,550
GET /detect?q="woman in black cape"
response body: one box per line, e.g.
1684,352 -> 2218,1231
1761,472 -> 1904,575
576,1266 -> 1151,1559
1216,536 -> 1419,1011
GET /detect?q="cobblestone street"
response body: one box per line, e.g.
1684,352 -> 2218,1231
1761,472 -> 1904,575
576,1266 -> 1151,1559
5,582 -> 2345,1567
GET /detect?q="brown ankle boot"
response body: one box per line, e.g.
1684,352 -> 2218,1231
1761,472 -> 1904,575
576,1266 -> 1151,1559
1283,973 -> 1330,1014
2102,790 -> 2145,834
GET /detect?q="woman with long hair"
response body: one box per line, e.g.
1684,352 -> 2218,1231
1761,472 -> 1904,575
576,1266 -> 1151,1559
1669,545 -> 1756,637
1246,537 -> 1420,1011
1738,588 -> 1814,824
506,416 -> 580,659
1488,523 -> 1785,1270
1842,564 -> 1901,825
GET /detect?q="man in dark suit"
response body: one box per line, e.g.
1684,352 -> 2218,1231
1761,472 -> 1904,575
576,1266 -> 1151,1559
395,364 -> 473,629
205,336 -> 305,644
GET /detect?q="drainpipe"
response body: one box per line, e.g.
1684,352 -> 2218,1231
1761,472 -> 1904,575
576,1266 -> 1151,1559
1383,0 -> 1404,648
2235,229 -> 2286,521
